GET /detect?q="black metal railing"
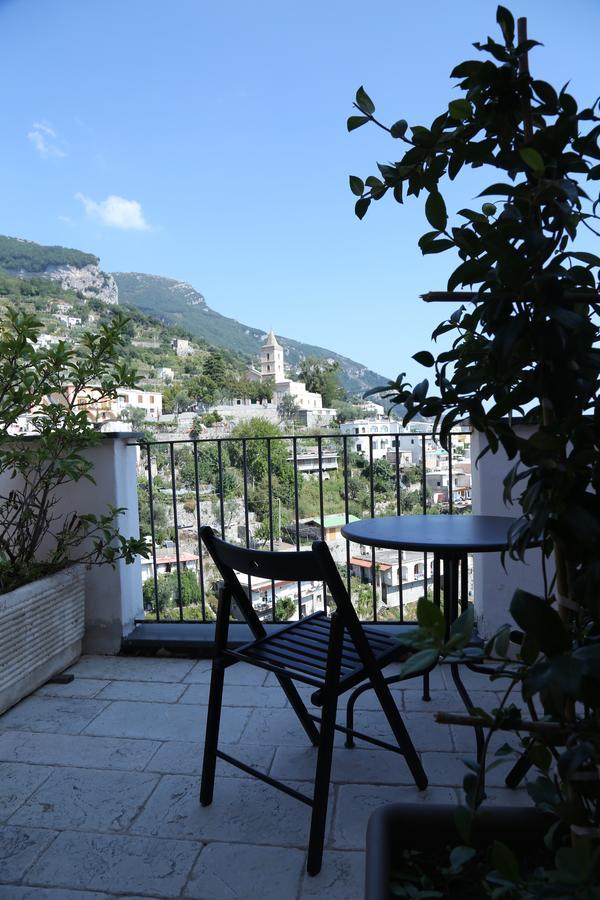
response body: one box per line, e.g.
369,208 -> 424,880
136,430 -> 471,626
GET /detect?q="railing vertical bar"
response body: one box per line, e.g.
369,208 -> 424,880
293,436 -> 302,619
146,443 -> 160,622
421,433 -> 428,600
169,442 -> 183,622
267,438 -> 276,620
448,434 -> 454,515
242,438 -> 252,605
217,440 -> 225,538
369,434 -> 377,622
461,554 -> 469,613
343,435 -> 351,598
193,440 -> 206,621
395,438 -> 403,622
317,435 -> 327,614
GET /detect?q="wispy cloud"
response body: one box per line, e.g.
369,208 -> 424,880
28,121 -> 66,158
74,193 -> 151,231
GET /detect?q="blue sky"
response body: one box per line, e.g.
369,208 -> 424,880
0,0 -> 598,382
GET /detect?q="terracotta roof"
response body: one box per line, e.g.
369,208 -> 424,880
350,556 -> 392,571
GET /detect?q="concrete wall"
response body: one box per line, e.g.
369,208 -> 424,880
470,425 -> 551,638
0,434 -> 143,654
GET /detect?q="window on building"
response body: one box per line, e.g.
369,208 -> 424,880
150,396 -> 154,404
138,394 -> 143,403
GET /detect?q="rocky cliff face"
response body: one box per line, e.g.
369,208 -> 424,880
12,263 -> 119,305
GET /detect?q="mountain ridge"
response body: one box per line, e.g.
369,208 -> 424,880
113,271 -> 389,397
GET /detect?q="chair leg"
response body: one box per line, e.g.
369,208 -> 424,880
344,680 -> 375,749
200,657 -> 225,806
370,671 -> 428,791
307,682 -> 338,876
422,671 -> 431,702
276,674 -> 320,747
505,752 -> 533,789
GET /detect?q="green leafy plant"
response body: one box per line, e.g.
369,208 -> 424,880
350,4 -> 600,895
0,307 -> 149,592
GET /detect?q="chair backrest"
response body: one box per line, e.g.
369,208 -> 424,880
199,525 -> 365,638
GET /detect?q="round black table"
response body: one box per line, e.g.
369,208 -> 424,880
341,514 -> 519,632
341,514 -> 529,787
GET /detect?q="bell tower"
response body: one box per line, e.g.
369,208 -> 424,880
260,329 -> 284,382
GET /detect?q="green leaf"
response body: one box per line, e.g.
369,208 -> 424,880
412,350 -> 435,367
397,648 -> 439,678
347,115 -> 369,132
349,175 -> 364,197
496,5 -> 515,46
448,99 -> 472,121
450,605 -> 474,646
532,80 -> 558,109
425,191 -> 447,231
449,846 -> 476,873
416,596 -> 445,638
510,590 -> 569,657
519,147 -> 545,175
354,197 -> 371,220
355,85 -> 375,115
390,119 -> 408,139
492,841 -> 519,883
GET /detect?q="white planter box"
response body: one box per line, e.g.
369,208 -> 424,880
0,567 -> 85,715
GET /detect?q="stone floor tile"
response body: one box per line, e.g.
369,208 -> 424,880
333,784 -> 457,850
385,662 -> 446,691
401,689 -> 502,713
95,681 -> 187,703
270,745 -> 416,786
184,841 -> 305,899
26,831 -> 201,897
10,767 -> 159,833
67,655 -> 196,683
299,850 -> 364,900
0,825 -> 56,883
35,679 -> 110,699
241,708 -> 317,747
132,774 -> 314,847
0,697 -> 108,735
179,683 -> 287,707
0,762 -> 53,821
146,741 -> 274,777
83,700 -> 249,743
185,662 -> 268,686
421,750 -> 525,788
0,889 -> 109,899
480,786 -> 534,808
349,710 -> 454,752
440,664 -> 510,692
0,730 -> 161,772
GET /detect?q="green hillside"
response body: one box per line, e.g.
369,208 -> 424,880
0,235 -> 98,272
113,272 -> 389,397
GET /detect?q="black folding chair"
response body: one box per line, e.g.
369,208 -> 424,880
199,526 -> 434,875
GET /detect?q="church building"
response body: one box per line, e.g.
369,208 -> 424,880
248,330 -> 324,411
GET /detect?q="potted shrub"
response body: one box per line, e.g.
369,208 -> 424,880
349,5 -> 600,896
0,307 -> 148,713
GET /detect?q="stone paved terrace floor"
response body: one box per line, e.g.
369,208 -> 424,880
0,654 -> 533,900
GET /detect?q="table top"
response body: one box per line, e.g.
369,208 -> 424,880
341,515 -> 521,553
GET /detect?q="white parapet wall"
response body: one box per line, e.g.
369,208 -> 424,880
0,433 -> 143,655
470,424 -> 552,638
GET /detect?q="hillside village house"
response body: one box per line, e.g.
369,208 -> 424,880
244,575 -> 324,621
140,551 -> 199,583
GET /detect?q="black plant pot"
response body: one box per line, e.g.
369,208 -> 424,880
364,803 -> 548,900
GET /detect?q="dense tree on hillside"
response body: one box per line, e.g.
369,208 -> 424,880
0,235 -> 98,272
278,393 -> 301,424
297,357 -> 345,408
